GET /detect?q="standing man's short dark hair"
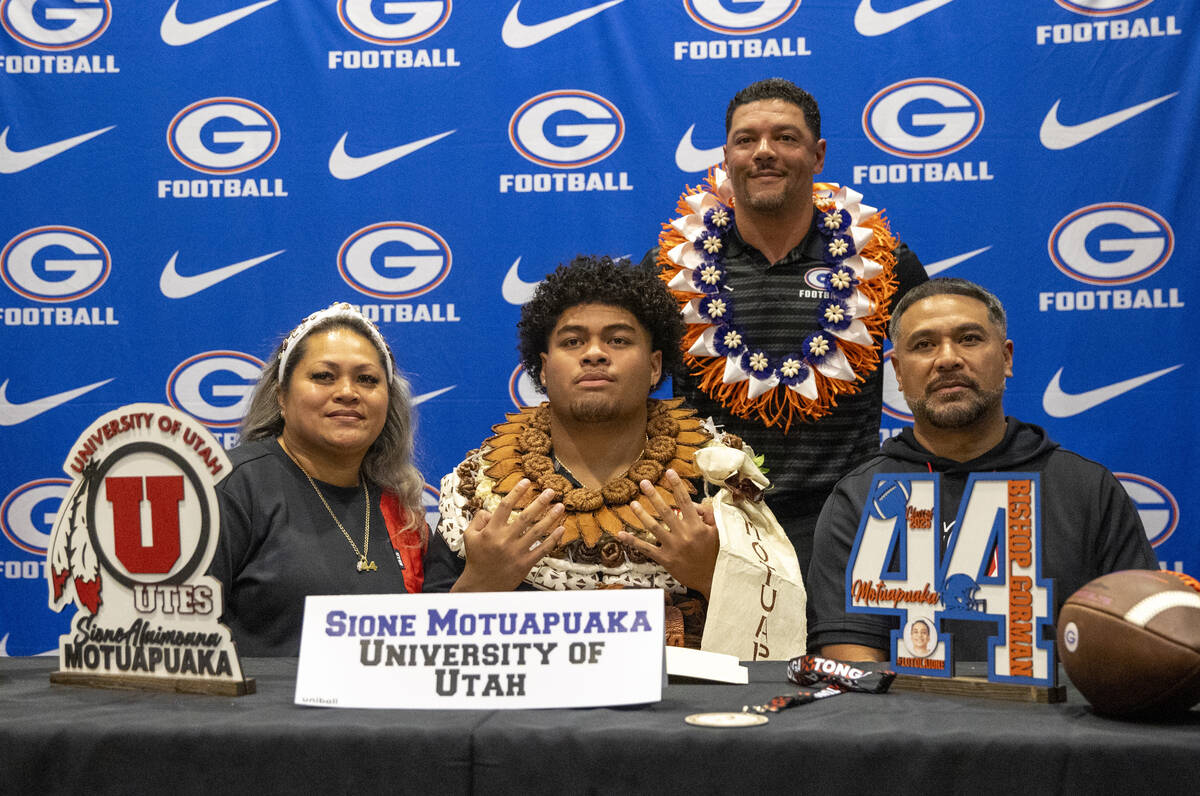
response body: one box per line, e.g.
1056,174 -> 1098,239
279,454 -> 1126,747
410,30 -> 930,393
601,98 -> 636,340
725,77 -> 821,139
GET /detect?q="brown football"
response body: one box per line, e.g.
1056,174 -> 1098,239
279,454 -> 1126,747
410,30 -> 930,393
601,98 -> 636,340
1058,569 -> 1200,717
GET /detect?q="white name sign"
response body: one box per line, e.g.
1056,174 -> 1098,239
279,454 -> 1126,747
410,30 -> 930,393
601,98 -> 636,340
295,589 -> 664,709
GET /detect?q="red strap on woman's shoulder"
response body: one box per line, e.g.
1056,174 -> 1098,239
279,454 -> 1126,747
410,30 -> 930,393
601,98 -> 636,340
379,490 -> 426,594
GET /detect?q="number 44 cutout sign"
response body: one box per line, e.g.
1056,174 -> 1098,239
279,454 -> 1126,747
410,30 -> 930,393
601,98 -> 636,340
846,473 -> 1055,686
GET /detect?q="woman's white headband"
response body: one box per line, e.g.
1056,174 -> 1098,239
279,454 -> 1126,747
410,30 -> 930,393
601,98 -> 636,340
277,302 -> 394,384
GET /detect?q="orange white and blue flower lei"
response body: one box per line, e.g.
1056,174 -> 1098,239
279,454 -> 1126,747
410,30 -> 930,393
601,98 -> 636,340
656,169 -> 900,431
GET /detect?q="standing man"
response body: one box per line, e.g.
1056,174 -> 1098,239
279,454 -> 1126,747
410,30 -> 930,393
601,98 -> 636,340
807,278 -> 1156,661
646,78 -> 927,575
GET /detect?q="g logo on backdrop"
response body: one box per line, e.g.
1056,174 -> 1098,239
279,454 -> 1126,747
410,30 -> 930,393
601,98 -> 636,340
1048,203 -> 1173,285
1040,203 -> 1182,313
165,351 -> 263,445
167,98 -> 280,175
854,78 -> 991,185
501,90 -> 632,193
338,0 -> 451,45
1115,473 -> 1178,549
2,478 -> 71,556
1,226 -> 109,302
683,0 -> 800,35
508,364 -> 544,408
337,222 -> 452,300
509,90 -> 624,169
1,0 -> 110,49
158,97 -> 286,199
1,226 -> 118,327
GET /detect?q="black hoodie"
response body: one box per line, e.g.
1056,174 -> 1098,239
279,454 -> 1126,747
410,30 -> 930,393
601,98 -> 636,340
808,417 -> 1156,661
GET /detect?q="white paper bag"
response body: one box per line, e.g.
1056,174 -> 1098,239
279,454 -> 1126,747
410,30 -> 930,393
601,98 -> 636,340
695,446 -> 807,660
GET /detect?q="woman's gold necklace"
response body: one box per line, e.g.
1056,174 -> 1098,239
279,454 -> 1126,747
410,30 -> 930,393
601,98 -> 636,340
281,442 -> 375,573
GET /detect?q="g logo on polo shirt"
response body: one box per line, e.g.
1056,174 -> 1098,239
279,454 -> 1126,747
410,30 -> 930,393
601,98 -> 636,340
1,0 -> 111,50
338,0 -> 451,45
863,78 -> 984,159
338,221 -> 452,300
1,226 -> 110,302
166,351 -> 263,428
1048,203 -> 1173,285
804,268 -> 832,291
509,90 -> 624,169
683,0 -> 800,34
167,98 -> 280,175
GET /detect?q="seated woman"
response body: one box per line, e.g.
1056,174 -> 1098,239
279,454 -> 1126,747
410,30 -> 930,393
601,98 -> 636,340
210,302 -> 426,656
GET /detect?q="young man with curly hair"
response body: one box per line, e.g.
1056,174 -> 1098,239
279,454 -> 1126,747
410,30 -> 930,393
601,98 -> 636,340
424,255 -> 804,652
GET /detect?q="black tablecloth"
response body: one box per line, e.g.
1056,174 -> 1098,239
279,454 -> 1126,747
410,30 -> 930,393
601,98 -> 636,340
2,657 -> 1197,794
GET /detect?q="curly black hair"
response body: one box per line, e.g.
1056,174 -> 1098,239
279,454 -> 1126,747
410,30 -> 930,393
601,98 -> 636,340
517,255 -> 684,393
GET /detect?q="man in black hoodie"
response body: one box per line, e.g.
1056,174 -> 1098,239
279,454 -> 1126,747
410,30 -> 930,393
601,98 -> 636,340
807,278 -> 1156,662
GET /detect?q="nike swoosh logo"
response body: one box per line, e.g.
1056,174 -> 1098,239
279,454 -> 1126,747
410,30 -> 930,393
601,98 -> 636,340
413,386 -> 455,406
0,378 -> 113,426
675,124 -> 724,173
922,246 -> 991,276
502,0 -> 626,48
160,0 -> 280,46
854,0 -> 956,36
160,250 -> 285,298
502,257 -> 541,305
0,125 -> 114,174
1039,92 -> 1178,150
1042,364 -> 1181,418
328,129 -> 455,180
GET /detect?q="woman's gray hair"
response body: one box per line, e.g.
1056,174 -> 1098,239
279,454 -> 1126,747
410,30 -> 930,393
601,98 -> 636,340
240,311 -> 426,540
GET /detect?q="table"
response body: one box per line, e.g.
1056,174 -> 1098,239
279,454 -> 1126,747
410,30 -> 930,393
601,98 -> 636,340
2,657 -> 1197,794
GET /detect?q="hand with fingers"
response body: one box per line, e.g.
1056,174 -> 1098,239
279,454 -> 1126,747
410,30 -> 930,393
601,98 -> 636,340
452,479 -> 566,592
619,469 -> 719,599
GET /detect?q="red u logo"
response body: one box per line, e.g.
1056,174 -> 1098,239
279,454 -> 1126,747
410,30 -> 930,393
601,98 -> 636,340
105,476 -> 184,574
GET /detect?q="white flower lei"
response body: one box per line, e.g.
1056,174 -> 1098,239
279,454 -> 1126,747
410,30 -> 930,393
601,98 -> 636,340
659,170 -> 897,425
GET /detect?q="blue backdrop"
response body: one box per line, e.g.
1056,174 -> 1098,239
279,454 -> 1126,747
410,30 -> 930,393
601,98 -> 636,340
2,0 -> 1195,655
